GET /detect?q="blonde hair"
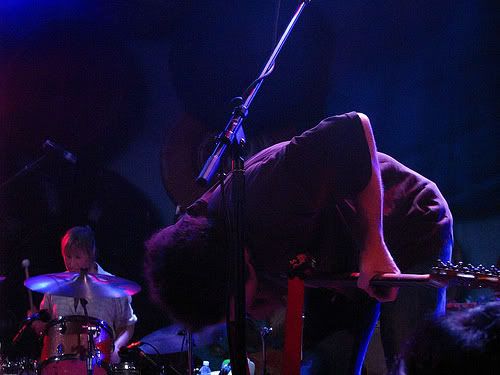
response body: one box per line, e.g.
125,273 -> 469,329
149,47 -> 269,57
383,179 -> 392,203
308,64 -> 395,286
61,226 -> 96,261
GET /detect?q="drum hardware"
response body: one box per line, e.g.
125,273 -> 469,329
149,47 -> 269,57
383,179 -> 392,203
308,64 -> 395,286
109,361 -> 141,375
24,269 -> 141,299
39,315 -> 112,375
21,259 -> 35,313
12,311 -> 51,346
118,342 -> 173,375
56,320 -> 66,334
139,323 -> 231,375
0,357 -> 37,375
79,298 -> 100,375
23,270 -> 141,374
84,323 -> 103,375
186,331 -> 193,375
259,326 -> 273,375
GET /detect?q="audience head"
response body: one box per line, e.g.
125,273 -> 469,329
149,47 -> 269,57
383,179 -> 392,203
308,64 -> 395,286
144,214 -> 229,331
392,301 -> 500,374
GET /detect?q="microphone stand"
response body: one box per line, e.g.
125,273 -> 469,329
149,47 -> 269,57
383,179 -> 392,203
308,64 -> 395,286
197,2 -> 312,373
0,154 -> 49,191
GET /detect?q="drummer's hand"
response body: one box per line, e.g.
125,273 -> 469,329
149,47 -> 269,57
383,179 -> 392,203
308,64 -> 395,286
27,307 -> 39,318
358,240 -> 400,302
27,308 -> 48,336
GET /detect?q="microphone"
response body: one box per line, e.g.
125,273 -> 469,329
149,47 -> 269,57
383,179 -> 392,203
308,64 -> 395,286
43,139 -> 77,164
119,342 -> 160,369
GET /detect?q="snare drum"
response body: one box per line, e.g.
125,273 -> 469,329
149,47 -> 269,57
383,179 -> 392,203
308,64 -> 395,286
39,315 -> 113,375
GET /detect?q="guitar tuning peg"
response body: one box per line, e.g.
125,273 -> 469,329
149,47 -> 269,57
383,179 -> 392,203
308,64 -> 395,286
490,265 -> 499,276
435,259 -> 445,269
460,264 -> 471,274
456,262 -> 465,272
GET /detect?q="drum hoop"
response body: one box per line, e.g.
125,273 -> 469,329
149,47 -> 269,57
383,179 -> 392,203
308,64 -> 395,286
44,315 -> 113,338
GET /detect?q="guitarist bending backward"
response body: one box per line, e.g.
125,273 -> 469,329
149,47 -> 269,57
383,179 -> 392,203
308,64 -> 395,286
145,112 -> 453,374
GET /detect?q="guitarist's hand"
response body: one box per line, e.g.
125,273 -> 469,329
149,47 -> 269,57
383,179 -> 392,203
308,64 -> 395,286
358,240 -> 400,302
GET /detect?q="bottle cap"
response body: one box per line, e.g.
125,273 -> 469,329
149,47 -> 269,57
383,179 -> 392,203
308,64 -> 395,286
203,360 -> 210,366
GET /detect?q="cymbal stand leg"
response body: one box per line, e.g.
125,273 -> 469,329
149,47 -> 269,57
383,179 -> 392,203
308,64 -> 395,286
260,326 -> 273,375
187,330 -> 194,375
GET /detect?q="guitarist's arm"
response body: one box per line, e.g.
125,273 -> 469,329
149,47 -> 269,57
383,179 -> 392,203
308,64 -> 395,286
355,113 -> 400,302
377,154 -> 454,367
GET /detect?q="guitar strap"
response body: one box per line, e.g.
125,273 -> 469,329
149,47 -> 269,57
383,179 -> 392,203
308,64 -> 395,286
282,275 -> 305,375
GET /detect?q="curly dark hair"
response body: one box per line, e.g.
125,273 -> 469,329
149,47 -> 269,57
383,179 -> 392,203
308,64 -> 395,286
391,301 -> 500,374
144,214 -> 230,331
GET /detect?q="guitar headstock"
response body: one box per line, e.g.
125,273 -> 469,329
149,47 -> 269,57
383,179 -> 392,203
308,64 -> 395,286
431,260 -> 500,290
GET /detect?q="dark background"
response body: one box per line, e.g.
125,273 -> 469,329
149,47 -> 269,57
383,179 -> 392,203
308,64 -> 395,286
1,0 -> 498,346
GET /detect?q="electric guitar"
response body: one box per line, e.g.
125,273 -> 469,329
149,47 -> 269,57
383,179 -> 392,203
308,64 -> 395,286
275,258 -> 500,375
301,260 -> 500,291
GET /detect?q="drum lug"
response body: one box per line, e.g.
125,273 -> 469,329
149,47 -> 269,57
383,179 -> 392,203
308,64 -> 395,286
95,349 -> 102,362
58,321 -> 67,334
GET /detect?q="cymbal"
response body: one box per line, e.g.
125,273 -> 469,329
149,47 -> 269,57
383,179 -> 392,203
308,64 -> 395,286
24,271 -> 141,298
139,322 -> 227,355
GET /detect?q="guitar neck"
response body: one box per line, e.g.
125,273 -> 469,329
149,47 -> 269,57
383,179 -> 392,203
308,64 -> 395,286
304,272 -> 443,289
280,258 -> 499,291
303,271 -> 499,290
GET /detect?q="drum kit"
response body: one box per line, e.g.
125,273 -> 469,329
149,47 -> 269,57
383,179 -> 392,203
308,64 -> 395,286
0,271 -> 152,375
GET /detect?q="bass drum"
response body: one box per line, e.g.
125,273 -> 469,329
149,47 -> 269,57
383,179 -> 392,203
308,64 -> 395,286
39,315 -> 113,375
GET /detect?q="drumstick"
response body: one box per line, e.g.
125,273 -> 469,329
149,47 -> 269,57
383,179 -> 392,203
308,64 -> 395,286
22,259 -> 35,312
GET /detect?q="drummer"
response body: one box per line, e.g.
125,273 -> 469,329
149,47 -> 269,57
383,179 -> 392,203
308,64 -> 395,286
31,226 -> 137,363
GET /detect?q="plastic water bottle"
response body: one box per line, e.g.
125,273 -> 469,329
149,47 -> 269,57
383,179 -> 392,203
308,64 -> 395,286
220,359 -> 231,375
199,360 -> 211,374
220,358 -> 255,375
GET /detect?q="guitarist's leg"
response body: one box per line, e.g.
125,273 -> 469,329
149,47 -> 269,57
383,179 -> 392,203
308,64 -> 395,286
301,288 -> 380,375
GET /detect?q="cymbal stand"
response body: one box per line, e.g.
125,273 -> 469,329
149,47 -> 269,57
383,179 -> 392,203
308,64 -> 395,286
80,298 -> 98,375
187,330 -> 193,375
260,326 -> 273,375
